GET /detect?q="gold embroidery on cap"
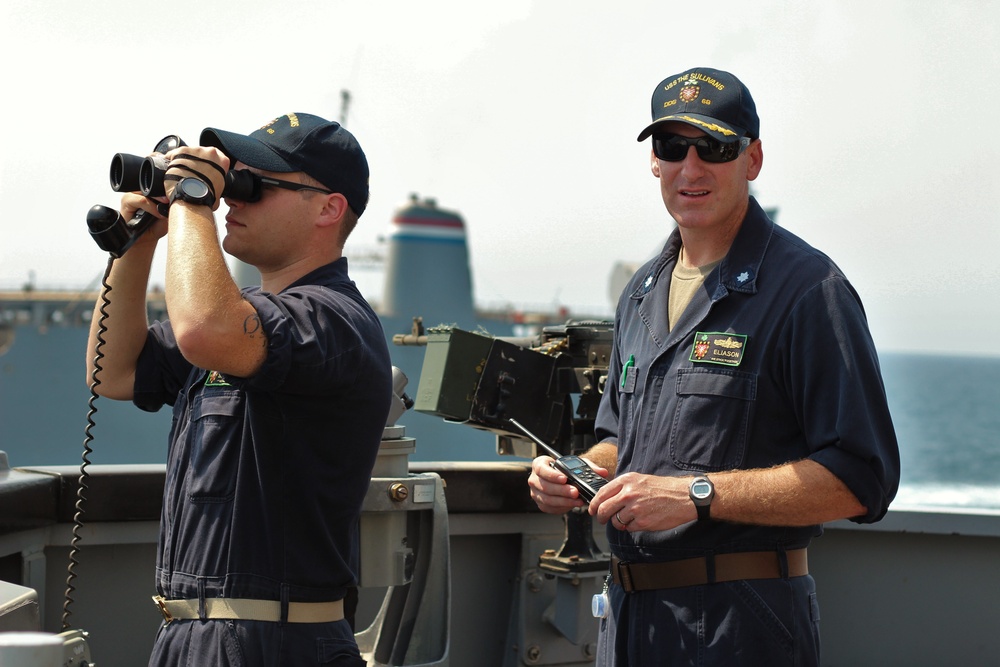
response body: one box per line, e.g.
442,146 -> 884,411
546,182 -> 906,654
657,115 -> 737,136
664,73 -> 726,92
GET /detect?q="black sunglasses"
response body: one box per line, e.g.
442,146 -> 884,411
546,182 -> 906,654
652,133 -> 752,164
223,169 -> 334,202
259,175 -> 333,196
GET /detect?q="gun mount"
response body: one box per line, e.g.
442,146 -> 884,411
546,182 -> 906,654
398,320 -> 614,577
404,321 -> 612,455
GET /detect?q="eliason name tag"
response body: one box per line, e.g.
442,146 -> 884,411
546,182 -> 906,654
689,332 -> 748,367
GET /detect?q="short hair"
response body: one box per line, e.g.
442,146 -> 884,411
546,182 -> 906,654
299,172 -> 360,246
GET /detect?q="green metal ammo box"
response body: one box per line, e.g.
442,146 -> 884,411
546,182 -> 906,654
414,327 -> 494,422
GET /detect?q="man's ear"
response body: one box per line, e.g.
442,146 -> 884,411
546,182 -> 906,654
316,193 -> 349,228
651,149 -> 661,178
746,140 -> 763,182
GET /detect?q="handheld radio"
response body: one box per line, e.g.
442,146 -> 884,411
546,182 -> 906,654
508,417 -> 608,502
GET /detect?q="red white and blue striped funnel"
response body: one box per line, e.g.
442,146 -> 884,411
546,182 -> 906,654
382,195 -> 474,325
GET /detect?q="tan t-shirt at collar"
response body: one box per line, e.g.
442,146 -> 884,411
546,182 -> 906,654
668,248 -> 721,331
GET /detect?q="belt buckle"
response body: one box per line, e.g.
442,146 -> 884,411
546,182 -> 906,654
152,595 -> 173,623
614,559 -> 635,593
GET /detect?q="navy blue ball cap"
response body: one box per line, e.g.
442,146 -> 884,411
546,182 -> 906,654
637,68 -> 759,143
200,113 -> 370,216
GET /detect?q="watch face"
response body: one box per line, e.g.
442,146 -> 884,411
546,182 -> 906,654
182,179 -> 211,198
691,480 -> 713,500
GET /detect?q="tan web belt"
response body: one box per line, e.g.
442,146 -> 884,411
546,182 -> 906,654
152,595 -> 345,624
611,548 -> 808,593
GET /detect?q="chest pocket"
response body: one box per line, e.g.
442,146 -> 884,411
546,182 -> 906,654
187,390 -> 243,503
669,368 -> 756,471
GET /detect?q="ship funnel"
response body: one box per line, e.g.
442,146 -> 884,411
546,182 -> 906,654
381,195 -> 475,327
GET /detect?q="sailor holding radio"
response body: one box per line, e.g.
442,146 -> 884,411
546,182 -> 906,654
527,68 -> 899,665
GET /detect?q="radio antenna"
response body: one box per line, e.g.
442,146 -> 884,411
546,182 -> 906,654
340,89 -> 351,126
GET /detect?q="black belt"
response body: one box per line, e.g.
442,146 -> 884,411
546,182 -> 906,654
611,548 -> 808,593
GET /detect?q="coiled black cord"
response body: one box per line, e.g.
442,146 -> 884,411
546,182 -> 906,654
61,255 -> 115,630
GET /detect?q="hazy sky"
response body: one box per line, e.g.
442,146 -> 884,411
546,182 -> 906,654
2,0 -> 997,354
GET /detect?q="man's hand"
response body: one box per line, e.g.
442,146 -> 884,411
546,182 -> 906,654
528,455 -> 609,515
163,146 -> 230,210
118,191 -> 168,246
589,472 -> 697,532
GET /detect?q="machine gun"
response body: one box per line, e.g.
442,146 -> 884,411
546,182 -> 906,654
396,318 -> 613,575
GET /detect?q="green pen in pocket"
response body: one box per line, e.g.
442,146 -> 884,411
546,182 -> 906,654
621,354 -> 635,389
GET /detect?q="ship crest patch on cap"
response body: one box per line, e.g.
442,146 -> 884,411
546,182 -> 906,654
679,80 -> 700,103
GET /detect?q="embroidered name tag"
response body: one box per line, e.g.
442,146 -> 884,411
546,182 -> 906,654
205,370 -> 232,387
689,332 -> 748,367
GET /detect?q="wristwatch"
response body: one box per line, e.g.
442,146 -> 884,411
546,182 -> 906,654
169,177 -> 214,208
689,476 -> 715,521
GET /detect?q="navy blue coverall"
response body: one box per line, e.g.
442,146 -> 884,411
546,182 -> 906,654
134,259 -> 392,666
594,198 -> 900,665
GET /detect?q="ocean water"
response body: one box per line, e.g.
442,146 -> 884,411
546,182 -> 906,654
881,352 -> 1000,510
3,329 -> 998,510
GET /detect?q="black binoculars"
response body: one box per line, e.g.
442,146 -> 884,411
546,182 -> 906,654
109,135 -> 263,202
89,134 -> 266,257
